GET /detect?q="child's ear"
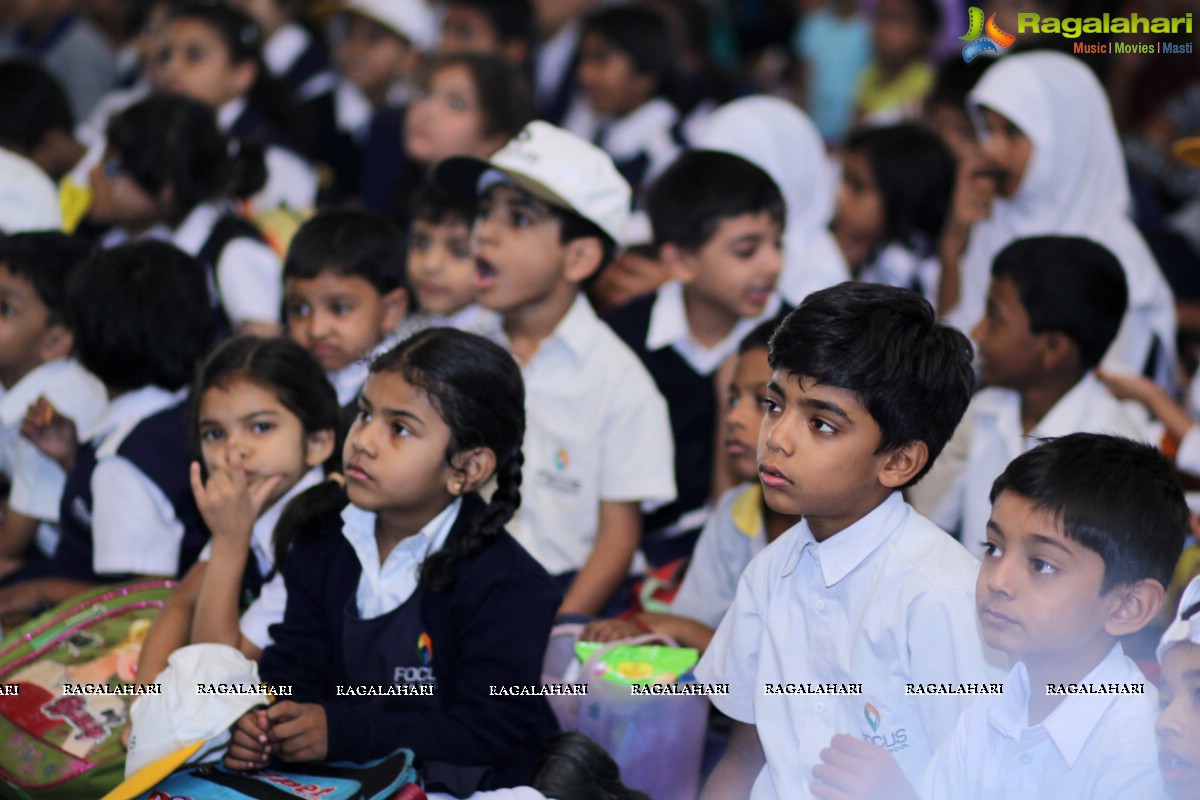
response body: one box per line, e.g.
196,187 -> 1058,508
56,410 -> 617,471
448,447 -> 497,496
877,441 -> 929,489
38,324 -> 74,362
379,287 -> 409,333
231,60 -> 258,98
304,428 -> 337,468
1104,578 -> 1165,637
563,236 -> 604,284
1037,332 -> 1076,373
659,243 -> 696,283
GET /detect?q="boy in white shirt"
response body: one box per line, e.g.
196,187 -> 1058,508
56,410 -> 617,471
696,283 -> 1004,800
910,236 -> 1150,548
435,121 -> 675,616
813,433 -> 1184,799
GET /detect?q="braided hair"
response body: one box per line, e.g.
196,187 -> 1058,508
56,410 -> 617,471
369,328 -> 525,592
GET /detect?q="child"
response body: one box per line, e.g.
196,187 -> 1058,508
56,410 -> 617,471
582,318 -> 797,650
921,56 -> 989,162
813,433 -> 1185,799
231,0 -> 333,106
836,124 -> 956,307
854,0 -> 940,125
434,121 -> 676,616
439,0 -> 536,73
0,240 -> 216,615
791,0 -> 871,144
281,209 -> 409,407
0,61 -> 86,182
225,329 -> 560,794
1157,575 -> 1200,800
606,149 -> 785,565
910,236 -> 1150,547
695,282 -> 1003,799
134,336 -> 338,685
88,93 -> 281,338
0,233 -> 106,581
397,179 -> 501,342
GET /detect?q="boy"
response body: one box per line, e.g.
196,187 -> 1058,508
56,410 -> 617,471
439,0 -> 536,73
909,236 -> 1150,548
434,120 -> 675,616
282,209 -> 409,406
605,149 -> 785,565
0,233 -> 106,580
696,282 -> 1004,800
1157,576 -> 1200,800
855,0 -> 940,125
813,433 -> 1186,799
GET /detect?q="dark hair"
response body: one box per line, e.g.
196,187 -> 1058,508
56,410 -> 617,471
410,178 -> 476,228
445,0 -> 535,54
106,94 -> 266,224
530,732 -> 653,800
928,54 -> 990,111
0,233 -> 94,325
68,241 -> 216,392
0,60 -> 74,153
738,316 -> 781,355
843,125 -> 955,255
580,5 -> 678,99
417,52 -> 534,143
990,236 -> 1128,371
989,433 -> 1188,591
891,0 -> 943,35
369,328 -> 525,591
551,207 -> 618,276
284,210 -> 407,295
769,282 -> 974,486
646,149 -> 785,252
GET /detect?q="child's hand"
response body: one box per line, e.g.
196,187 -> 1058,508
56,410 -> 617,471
20,396 -> 79,472
265,701 -> 328,762
1094,368 -> 1158,405
189,452 -> 281,544
581,617 -> 649,643
225,708 -> 272,770
947,156 -> 998,233
811,734 -> 917,800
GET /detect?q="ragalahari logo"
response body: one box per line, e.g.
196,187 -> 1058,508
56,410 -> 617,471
864,701 -> 882,733
961,7 -> 1016,63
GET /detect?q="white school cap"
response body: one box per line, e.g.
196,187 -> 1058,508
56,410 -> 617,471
330,0 -> 437,52
1158,576 -> 1200,661
433,121 -> 632,246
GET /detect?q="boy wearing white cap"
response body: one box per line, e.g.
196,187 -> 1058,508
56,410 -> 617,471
1157,575 -> 1200,800
435,121 -> 675,617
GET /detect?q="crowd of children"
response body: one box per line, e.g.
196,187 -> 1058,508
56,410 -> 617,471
1,1 -> 1200,799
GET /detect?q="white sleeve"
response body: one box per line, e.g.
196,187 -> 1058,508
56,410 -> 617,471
597,368 -> 676,506
670,493 -> 746,628
8,440 -> 68,522
90,457 -> 185,576
215,238 -> 283,327
239,571 -> 288,649
1175,426 -> 1200,477
693,553 -> 766,723
915,705 -> 976,800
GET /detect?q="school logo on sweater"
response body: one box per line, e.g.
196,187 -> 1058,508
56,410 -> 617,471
960,8 -> 1015,62
394,632 -> 437,686
860,701 -> 908,754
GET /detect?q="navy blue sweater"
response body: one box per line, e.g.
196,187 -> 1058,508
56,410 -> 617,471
260,493 -> 561,789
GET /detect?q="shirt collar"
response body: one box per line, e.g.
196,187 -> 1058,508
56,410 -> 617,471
216,97 -> 248,134
170,202 -> 226,256
341,496 -> 463,581
781,491 -> 907,586
250,467 -> 324,570
520,293 -> 600,365
263,22 -> 310,76
84,385 -> 181,443
1032,373 -> 1105,440
596,97 -> 679,159
645,280 -> 783,372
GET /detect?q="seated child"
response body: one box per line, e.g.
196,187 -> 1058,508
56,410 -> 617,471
855,0 -> 940,125
606,149 -> 786,565
695,282 -> 1004,799
134,336 -> 338,684
0,61 -> 87,182
1157,575 -> 1200,800
0,233 -> 107,582
434,121 -> 676,616
582,318 -> 798,650
0,240 -> 216,615
813,433 -> 1186,799
438,0 -> 536,73
226,329 -> 560,795
282,209 -> 409,406
909,236 -> 1151,547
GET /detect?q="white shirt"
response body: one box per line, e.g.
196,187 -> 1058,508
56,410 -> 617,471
909,374 -> 1152,551
89,386 -> 188,576
342,497 -> 461,619
504,295 -> 676,575
670,483 -> 771,629
562,96 -> 682,190
216,97 -> 318,213
696,492 -> 1006,800
0,147 -> 61,233
327,330 -> 403,407
917,644 -> 1164,800
0,359 -> 107,557
646,280 -> 783,376
393,304 -> 504,345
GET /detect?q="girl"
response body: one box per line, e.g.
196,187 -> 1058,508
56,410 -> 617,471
135,336 -> 338,685
226,329 -> 559,795
834,124 -> 956,307
87,94 -> 281,338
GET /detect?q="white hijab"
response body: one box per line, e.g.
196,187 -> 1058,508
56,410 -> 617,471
948,51 -> 1176,383
694,96 -> 849,305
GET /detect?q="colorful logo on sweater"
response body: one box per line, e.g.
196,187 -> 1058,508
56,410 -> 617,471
417,632 -> 433,666
553,448 -> 569,471
864,701 -> 881,733
960,7 -> 1015,62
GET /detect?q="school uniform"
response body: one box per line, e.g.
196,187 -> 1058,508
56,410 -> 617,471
669,483 -> 771,629
917,643 -> 1163,799
604,280 -> 782,564
259,493 -> 560,795
533,19 -> 582,125
858,241 -> 941,309
51,387 -> 208,581
217,97 -> 318,213
695,491 -> 1006,800
263,22 -> 336,105
504,294 -> 677,579
393,304 -> 504,345
562,97 -> 682,195
0,147 -> 62,233
909,374 -> 1152,549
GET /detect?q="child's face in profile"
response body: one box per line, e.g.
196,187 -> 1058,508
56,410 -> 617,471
0,264 -> 54,390
405,63 -> 500,166
833,150 -> 886,268
156,19 -> 255,109
872,0 -> 930,68
284,272 -> 407,373
408,217 -> 477,316
333,14 -> 415,103
440,4 -> 501,55
1158,642 -> 1200,799
576,31 -> 654,117
679,212 -> 782,322
979,107 -> 1032,198
971,276 -> 1044,390
725,346 -> 772,484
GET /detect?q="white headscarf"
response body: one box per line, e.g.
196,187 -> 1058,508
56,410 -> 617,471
694,96 -> 849,305
1158,576 -> 1200,661
946,51 -> 1176,384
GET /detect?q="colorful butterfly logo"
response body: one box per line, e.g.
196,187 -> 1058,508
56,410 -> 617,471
961,7 -> 1016,63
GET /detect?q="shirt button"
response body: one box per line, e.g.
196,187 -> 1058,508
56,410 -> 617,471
815,600 -> 826,611
814,702 -> 825,713
1019,755 -> 1032,765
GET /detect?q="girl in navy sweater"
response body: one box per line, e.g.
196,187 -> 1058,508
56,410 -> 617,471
226,328 -> 560,796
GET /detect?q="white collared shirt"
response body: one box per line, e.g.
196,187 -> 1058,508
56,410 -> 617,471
918,643 -> 1163,799
215,99 -> 318,213
562,96 -> 681,187
504,294 -> 676,575
342,497 -> 462,619
909,374 -> 1152,552
696,492 -> 1006,800
327,330 -> 403,407
263,23 -> 310,77
646,280 -> 783,376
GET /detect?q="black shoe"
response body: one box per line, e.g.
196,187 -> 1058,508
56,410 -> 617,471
530,732 -> 654,800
